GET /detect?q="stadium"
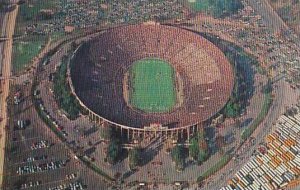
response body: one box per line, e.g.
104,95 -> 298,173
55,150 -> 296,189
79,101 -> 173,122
69,24 -> 234,139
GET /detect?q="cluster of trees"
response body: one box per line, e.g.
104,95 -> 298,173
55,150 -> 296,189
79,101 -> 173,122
189,131 -> 209,165
170,130 -> 210,170
101,127 -> 122,164
106,138 -> 122,164
224,99 -> 241,118
101,126 -> 143,168
223,45 -> 256,118
128,148 -> 142,170
171,145 -> 185,171
195,0 -> 243,18
53,56 -> 81,120
209,0 -> 244,18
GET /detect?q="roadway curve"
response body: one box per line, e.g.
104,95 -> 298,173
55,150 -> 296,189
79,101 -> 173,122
204,1 -> 300,188
207,79 -> 295,190
183,1 -> 300,189
0,5 -> 18,188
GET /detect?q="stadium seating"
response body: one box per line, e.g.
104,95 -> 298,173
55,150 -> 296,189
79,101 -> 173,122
69,24 -> 234,129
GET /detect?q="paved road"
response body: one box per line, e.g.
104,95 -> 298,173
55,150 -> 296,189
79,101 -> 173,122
245,0 -> 289,34
201,1 -> 300,189
203,77 -> 297,190
0,13 -> 8,74
0,6 -> 18,187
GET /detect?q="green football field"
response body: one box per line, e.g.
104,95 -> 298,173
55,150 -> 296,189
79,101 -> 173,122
129,58 -> 176,113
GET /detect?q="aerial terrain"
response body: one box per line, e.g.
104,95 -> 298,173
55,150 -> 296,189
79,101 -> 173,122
0,0 -> 300,189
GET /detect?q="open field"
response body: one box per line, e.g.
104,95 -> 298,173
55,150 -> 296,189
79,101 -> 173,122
12,36 -> 46,72
185,0 -> 210,12
184,0 -> 243,17
15,0 -> 59,35
19,0 -> 56,21
129,59 -> 176,113
11,0 -> 57,74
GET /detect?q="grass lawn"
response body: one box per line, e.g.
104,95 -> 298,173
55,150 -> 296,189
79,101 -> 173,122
18,0 -> 57,21
241,91 -> 273,140
197,154 -> 232,182
129,58 -> 176,113
186,0 -> 211,12
15,0 -> 59,35
12,36 -> 46,72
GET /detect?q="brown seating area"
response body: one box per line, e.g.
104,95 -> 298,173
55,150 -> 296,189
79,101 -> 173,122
70,24 -> 234,129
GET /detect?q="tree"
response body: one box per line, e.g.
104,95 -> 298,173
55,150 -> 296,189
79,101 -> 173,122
224,100 -> 241,118
262,79 -> 272,94
171,145 -> 185,170
197,149 -> 208,164
197,138 -> 209,164
53,58 -> 81,120
210,0 -> 244,18
191,130 -> 209,164
128,148 -> 142,169
241,129 -> 249,141
106,139 -> 121,164
189,137 -> 199,160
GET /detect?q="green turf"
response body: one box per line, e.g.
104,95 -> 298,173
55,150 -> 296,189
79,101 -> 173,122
18,0 -> 57,21
186,0 -> 211,12
12,36 -> 46,72
15,0 -> 59,36
129,58 -> 176,113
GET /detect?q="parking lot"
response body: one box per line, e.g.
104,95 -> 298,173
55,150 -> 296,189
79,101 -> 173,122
2,67 -> 108,189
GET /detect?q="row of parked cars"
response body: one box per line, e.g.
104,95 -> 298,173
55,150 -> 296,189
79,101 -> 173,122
17,160 -> 66,175
37,99 -> 69,137
48,181 -> 85,190
20,181 -> 41,189
66,173 -> 77,180
30,140 -> 51,150
24,155 -> 48,163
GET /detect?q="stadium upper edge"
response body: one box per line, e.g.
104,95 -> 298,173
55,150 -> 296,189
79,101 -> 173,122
69,23 -> 235,130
